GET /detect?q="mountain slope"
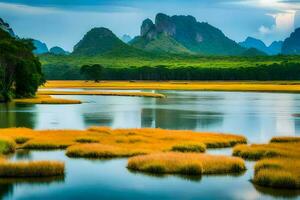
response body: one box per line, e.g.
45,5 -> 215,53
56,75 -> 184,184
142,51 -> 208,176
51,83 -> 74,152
130,33 -> 192,54
282,28 -> 300,55
0,18 -> 14,36
131,13 -> 245,55
50,46 -> 69,55
73,27 -> 131,56
32,39 -> 49,54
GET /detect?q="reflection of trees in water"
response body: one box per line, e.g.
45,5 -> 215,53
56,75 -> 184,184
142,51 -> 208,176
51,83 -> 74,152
142,109 -> 223,130
254,184 -> 300,198
0,103 -> 36,128
0,176 -> 65,199
83,112 -> 113,127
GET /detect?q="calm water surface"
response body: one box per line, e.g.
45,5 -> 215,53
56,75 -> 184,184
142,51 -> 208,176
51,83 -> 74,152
0,90 -> 300,199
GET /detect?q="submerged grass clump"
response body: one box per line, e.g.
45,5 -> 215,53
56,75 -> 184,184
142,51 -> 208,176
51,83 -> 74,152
66,144 -> 146,158
127,152 -> 246,175
0,161 -> 65,177
171,143 -> 206,153
233,140 -> 300,189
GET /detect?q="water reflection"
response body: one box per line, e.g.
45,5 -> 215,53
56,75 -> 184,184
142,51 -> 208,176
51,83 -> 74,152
0,150 -> 297,199
0,103 -> 36,129
1,91 -> 300,143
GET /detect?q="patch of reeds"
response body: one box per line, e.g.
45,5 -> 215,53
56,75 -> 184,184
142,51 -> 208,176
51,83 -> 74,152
233,139 -> 300,189
270,136 -> 300,143
171,143 -> 206,153
14,95 -> 81,104
0,161 -> 65,177
66,144 -> 146,158
127,152 -> 246,175
37,90 -> 165,98
43,80 -> 300,93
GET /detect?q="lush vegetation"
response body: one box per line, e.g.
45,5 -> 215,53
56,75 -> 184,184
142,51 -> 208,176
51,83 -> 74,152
127,152 -> 246,175
233,137 -> 300,189
40,53 -> 300,80
0,29 -> 44,102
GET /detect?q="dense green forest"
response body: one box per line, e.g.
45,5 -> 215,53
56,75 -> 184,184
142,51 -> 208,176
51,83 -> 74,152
41,53 -> 300,80
0,29 -> 44,102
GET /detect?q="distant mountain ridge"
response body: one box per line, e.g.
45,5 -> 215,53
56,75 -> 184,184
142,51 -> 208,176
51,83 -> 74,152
121,34 -> 132,43
50,46 -> 69,55
32,39 -> 49,54
282,28 -> 300,55
239,37 -> 282,55
130,13 -> 245,55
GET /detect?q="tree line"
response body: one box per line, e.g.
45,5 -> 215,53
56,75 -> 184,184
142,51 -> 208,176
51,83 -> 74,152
44,62 -> 300,81
0,29 -> 44,102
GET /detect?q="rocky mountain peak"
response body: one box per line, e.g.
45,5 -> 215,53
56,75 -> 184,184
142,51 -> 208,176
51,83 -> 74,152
141,18 -> 155,37
0,18 -> 15,36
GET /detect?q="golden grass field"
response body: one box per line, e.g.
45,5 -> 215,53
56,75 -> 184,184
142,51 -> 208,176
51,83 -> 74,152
0,127 -> 246,177
43,80 -> 300,93
0,127 -> 246,155
38,90 -> 165,98
233,136 -> 300,189
127,152 -> 246,175
14,95 -> 82,104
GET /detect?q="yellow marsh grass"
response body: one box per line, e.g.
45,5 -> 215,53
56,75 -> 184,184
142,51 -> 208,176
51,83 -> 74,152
233,143 -> 300,160
233,141 -> 300,189
38,90 -> 165,98
0,161 -> 65,177
254,159 -> 300,189
43,80 -> 300,93
171,143 -> 206,153
270,136 -> 300,143
66,144 -> 146,158
0,127 -> 246,157
14,95 -> 81,104
127,152 -> 246,175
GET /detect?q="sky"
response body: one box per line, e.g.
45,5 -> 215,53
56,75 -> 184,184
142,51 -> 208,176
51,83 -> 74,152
1,0 -> 300,51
